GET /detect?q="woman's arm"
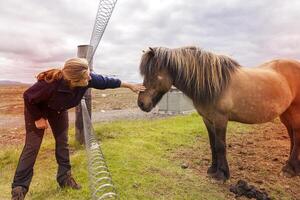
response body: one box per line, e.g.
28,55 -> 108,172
24,81 -> 55,119
88,73 -> 121,89
120,82 -> 146,93
23,80 -> 56,129
88,73 -> 145,93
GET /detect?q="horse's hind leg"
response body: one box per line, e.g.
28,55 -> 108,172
280,114 -> 294,156
280,107 -> 300,177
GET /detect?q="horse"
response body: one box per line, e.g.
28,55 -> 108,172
137,46 -> 300,181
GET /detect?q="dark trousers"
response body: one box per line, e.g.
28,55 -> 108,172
12,107 -> 71,190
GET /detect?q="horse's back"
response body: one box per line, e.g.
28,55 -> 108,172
223,60 -> 297,123
265,59 -> 300,100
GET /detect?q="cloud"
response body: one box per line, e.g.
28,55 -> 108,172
0,0 -> 300,83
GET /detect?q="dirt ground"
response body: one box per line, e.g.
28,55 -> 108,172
0,84 -> 138,115
1,85 -> 300,199
171,119 -> 300,200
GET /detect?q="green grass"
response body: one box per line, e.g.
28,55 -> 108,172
94,113 -> 228,200
0,130 -> 90,200
0,113 -> 279,199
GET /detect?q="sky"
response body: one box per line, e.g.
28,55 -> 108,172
0,0 -> 300,83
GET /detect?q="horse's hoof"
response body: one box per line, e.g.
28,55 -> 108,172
209,178 -> 225,184
207,166 -> 217,175
209,170 -> 229,182
282,163 -> 296,178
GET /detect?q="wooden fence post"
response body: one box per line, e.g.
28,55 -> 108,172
75,45 -> 93,144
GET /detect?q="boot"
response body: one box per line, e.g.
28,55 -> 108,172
11,186 -> 27,200
59,171 -> 81,190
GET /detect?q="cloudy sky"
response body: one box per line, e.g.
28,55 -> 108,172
1,0 -> 300,83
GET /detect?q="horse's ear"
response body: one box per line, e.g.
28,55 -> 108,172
148,47 -> 155,56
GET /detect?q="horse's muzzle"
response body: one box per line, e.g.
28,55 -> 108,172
137,100 -> 152,112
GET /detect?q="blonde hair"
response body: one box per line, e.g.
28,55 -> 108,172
37,58 -> 90,87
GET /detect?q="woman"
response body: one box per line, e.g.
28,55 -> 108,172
11,58 -> 145,200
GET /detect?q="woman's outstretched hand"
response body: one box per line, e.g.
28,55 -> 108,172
35,118 -> 48,129
129,83 -> 146,93
121,82 -> 146,93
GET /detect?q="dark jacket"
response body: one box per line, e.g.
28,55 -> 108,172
23,73 -> 121,120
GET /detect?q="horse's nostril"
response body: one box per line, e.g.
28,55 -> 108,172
138,101 -> 144,108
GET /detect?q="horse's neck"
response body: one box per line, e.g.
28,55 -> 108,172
171,73 -> 213,107
169,64 -> 203,104
172,79 -> 194,100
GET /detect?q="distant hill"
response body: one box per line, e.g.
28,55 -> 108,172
0,80 -> 27,85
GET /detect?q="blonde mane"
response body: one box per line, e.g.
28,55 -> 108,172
140,46 -> 241,104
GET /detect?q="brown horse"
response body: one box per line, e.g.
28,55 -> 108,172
137,46 -> 300,181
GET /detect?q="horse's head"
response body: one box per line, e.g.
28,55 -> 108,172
138,47 -> 173,112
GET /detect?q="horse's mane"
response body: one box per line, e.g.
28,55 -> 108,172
140,46 -> 241,104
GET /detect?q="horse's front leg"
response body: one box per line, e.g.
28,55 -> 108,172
208,116 -> 230,181
203,118 -> 217,175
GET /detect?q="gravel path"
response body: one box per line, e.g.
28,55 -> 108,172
71,107 -> 167,123
0,108 -> 170,130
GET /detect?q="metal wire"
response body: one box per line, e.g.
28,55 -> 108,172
81,99 -> 118,200
88,0 -> 118,62
82,1 -> 119,198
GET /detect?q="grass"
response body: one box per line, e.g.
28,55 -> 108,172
0,130 -> 90,200
98,114 -> 233,200
0,113 -> 256,199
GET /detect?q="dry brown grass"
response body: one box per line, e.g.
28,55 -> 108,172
0,85 -> 138,116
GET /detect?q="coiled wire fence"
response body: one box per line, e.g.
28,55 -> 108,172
82,0 -> 119,199
87,0 -> 118,63
82,99 -> 119,200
